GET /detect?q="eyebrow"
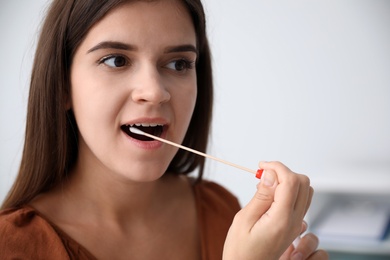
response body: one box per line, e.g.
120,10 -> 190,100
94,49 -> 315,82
165,44 -> 198,56
87,41 -> 135,53
87,41 -> 198,56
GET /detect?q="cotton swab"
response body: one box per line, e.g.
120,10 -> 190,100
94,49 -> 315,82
129,127 -> 263,178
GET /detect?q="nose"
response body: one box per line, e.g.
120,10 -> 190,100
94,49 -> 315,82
131,65 -> 170,105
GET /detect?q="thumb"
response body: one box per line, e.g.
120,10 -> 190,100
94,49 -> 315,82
239,169 -> 278,228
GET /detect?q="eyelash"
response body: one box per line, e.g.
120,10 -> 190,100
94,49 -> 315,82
98,54 -> 129,68
166,58 -> 196,72
97,54 -> 196,73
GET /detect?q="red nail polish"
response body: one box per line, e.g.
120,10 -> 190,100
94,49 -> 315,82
256,169 -> 264,179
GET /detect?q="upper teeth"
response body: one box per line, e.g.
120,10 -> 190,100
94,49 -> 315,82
129,123 -> 163,127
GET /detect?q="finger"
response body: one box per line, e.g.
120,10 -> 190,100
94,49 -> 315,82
307,249 -> 329,260
279,244 -> 294,260
291,233 -> 319,259
239,169 -> 277,228
258,161 -> 292,178
258,162 -> 302,218
260,162 -> 313,219
292,221 -> 308,248
304,186 -> 314,216
292,174 -> 311,220
257,162 -> 311,239
261,162 -> 311,222
301,220 -> 308,234
258,161 -> 298,208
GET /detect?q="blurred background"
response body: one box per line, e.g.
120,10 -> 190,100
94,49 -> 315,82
1,0 -> 389,258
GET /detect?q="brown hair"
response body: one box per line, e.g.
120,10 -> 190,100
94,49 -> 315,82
1,0 -> 213,210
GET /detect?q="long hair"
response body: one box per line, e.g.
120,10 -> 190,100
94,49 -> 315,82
1,0 -> 213,210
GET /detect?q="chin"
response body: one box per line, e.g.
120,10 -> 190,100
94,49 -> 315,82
114,165 -> 168,183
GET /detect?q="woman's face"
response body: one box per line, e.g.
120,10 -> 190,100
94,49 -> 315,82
69,0 -> 197,181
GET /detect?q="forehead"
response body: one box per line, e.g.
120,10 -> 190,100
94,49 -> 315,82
81,0 -> 196,49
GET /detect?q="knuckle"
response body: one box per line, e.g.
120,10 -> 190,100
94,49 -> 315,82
287,174 -> 300,186
254,190 -> 273,202
272,160 -> 282,166
309,186 -> 315,197
301,174 -> 311,186
291,174 -> 310,187
272,161 -> 286,170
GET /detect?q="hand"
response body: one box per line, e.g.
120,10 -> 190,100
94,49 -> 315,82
280,222 -> 329,260
223,161 -> 318,260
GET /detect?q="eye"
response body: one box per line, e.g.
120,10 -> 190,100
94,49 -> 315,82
165,59 -> 195,72
99,55 -> 128,68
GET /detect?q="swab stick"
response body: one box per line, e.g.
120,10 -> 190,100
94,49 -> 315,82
129,127 -> 263,178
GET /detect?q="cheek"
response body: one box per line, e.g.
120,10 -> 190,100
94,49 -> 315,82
70,83 -> 101,143
71,73 -> 98,124
69,70 -> 122,138
70,61 -> 124,114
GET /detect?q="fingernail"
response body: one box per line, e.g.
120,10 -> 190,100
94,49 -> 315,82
262,170 -> 275,187
291,251 -> 303,260
302,220 -> 308,231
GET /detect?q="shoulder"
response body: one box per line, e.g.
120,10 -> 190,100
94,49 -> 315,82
193,179 -> 241,218
0,206 -> 69,259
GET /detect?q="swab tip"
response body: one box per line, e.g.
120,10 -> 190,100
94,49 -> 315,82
129,126 -> 145,135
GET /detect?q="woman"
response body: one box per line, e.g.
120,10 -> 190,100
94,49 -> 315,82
0,0 -> 328,259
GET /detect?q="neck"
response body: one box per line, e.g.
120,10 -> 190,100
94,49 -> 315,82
63,166 -> 175,224
31,164 -> 187,231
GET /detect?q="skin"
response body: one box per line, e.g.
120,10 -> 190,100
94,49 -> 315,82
69,0 -> 198,183
30,0 -> 328,259
32,1 -> 200,259
223,161 -> 329,259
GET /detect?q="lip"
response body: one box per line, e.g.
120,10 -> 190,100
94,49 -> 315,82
121,117 -> 169,150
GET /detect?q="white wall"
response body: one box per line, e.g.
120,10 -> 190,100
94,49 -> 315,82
1,0 -> 389,206
0,0 -> 51,202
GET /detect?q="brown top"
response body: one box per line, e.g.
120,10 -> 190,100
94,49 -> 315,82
0,180 -> 240,260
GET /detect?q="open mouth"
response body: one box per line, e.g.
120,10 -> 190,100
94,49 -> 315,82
121,124 -> 164,141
